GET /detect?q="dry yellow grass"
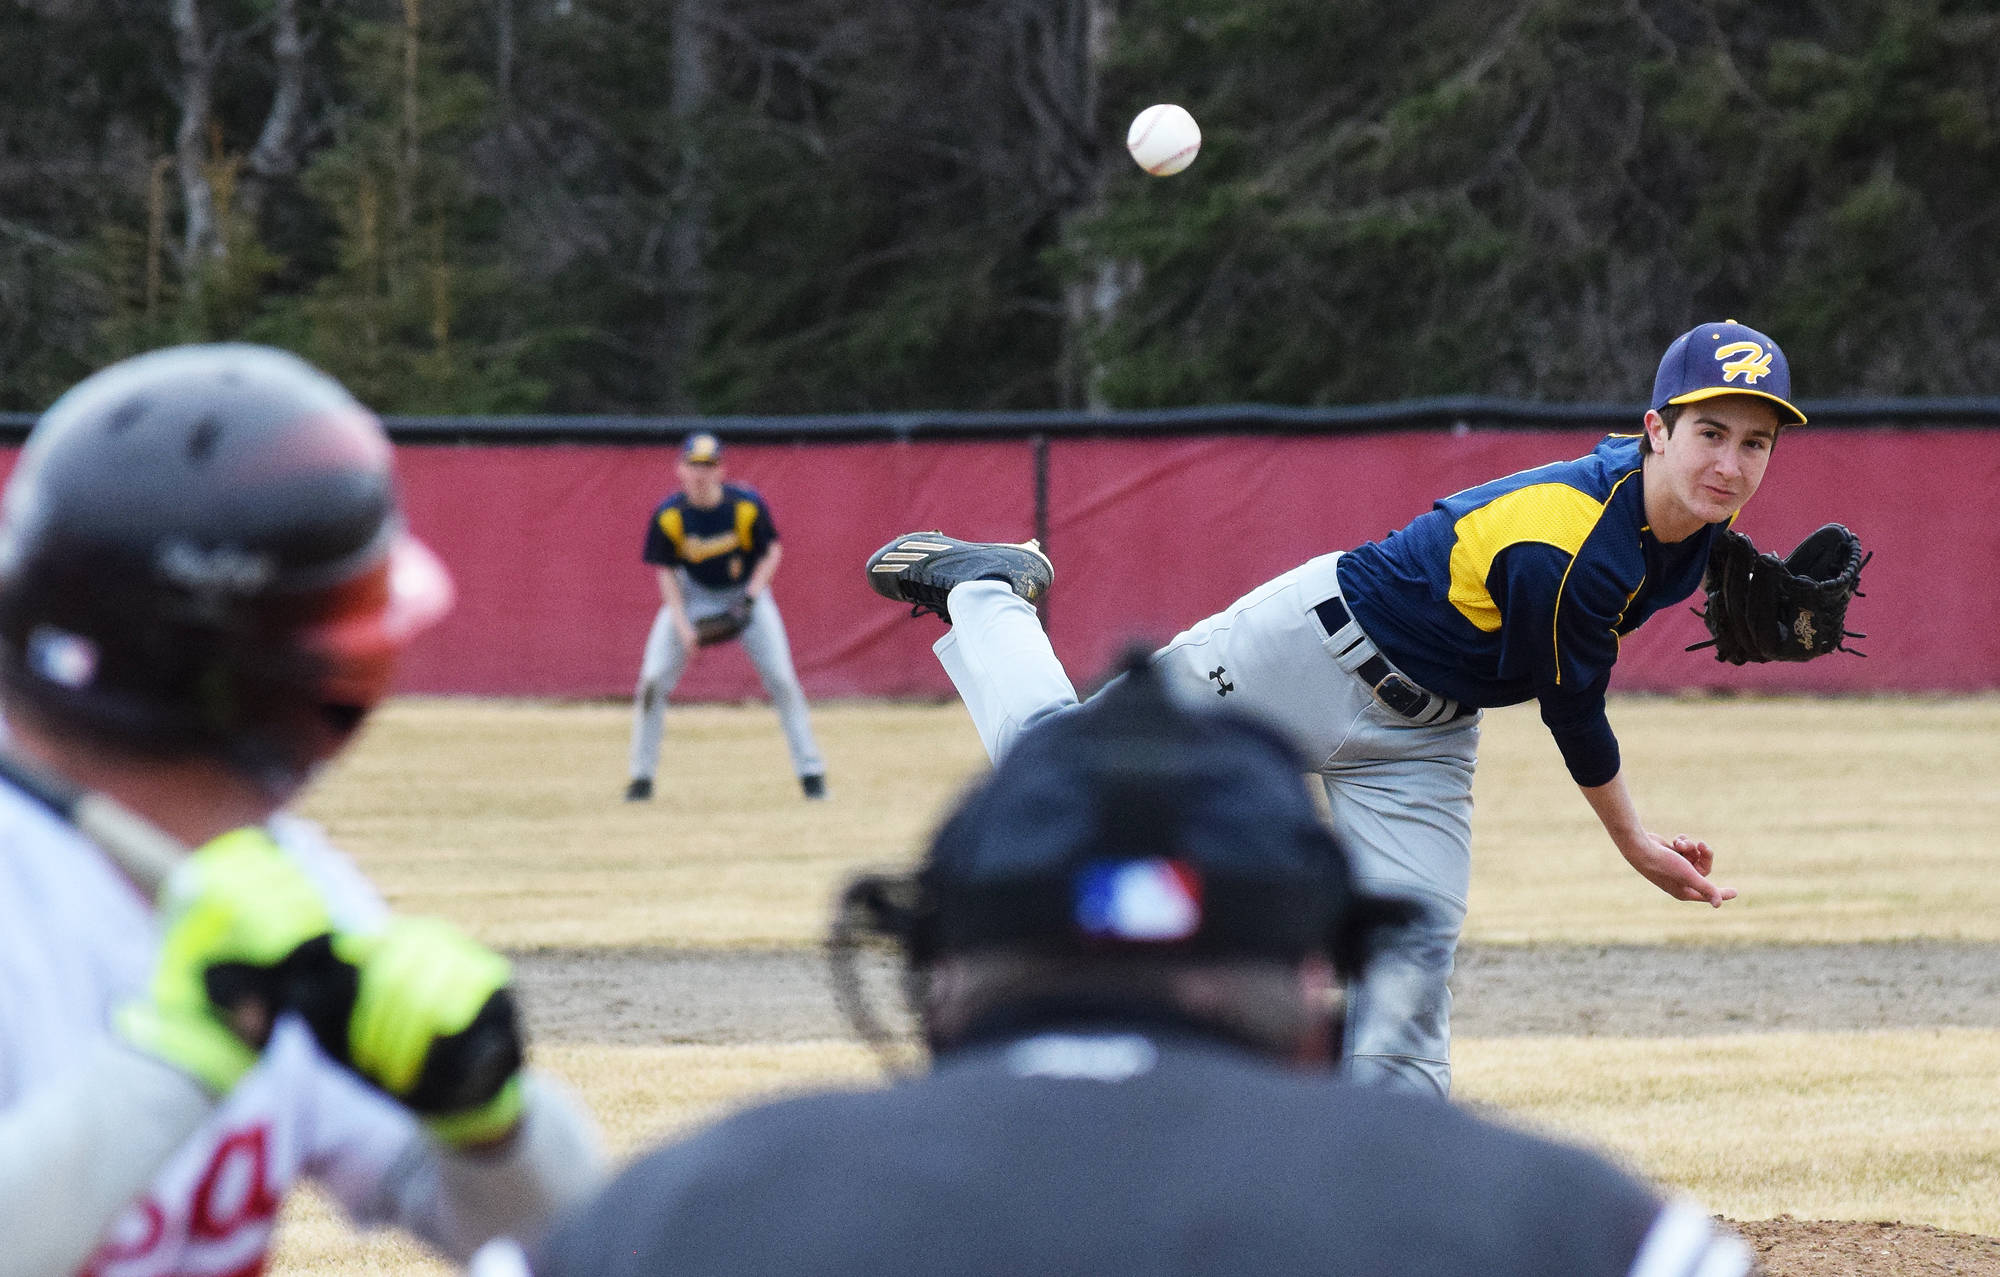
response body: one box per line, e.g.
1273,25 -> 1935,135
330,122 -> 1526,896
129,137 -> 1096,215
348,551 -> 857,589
299,694 -> 2000,949
1468,694 -> 2000,944
1456,1028 -> 2000,1237
298,698 -> 994,947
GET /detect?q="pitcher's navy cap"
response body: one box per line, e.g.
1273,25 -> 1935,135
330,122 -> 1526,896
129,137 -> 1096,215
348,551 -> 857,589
1651,320 -> 1807,425
913,651 -> 1407,974
681,432 -> 723,464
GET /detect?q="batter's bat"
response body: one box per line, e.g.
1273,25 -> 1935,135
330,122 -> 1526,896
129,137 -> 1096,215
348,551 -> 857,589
0,749 -> 184,898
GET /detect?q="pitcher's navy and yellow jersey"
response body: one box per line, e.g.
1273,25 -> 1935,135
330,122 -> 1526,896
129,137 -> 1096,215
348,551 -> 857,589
1335,435 -> 1721,787
643,484 -> 777,589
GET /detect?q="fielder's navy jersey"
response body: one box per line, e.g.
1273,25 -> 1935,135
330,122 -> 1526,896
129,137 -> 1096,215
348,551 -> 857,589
643,484 -> 777,589
1336,435 -> 1720,786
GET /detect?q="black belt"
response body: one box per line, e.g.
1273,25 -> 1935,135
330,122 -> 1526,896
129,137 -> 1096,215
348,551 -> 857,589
1312,596 -> 1473,724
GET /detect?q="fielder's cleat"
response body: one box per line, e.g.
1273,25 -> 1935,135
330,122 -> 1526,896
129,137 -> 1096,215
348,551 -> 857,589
801,773 -> 828,801
865,531 -> 1054,623
623,777 -> 653,802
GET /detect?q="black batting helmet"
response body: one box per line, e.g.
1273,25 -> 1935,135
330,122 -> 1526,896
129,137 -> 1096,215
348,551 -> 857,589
0,343 -> 451,792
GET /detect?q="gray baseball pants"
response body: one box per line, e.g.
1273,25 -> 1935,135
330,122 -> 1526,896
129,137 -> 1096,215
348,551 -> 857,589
932,553 -> 1480,1099
628,579 -> 825,783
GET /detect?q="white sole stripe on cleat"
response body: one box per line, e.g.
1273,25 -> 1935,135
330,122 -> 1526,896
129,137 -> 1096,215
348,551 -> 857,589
899,539 -> 954,551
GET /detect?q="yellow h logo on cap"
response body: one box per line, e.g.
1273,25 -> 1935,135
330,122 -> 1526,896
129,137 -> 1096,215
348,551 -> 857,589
1714,341 -> 1773,385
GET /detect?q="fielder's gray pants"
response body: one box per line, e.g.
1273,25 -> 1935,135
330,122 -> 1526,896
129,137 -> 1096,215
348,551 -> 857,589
628,580 -> 825,783
934,553 -> 1479,1100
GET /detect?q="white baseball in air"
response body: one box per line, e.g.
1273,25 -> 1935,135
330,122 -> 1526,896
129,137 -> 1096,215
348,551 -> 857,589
1126,103 -> 1201,176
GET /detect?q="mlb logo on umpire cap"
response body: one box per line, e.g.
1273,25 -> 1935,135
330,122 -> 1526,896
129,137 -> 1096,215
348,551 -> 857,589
681,432 -> 723,464
1651,319 -> 1807,425
1075,858 -> 1203,943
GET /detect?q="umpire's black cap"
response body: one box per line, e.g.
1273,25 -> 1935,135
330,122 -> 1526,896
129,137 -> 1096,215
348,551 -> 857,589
903,650 -> 1406,976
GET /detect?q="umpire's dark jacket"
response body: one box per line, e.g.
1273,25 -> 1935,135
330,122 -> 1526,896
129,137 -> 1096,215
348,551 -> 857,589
527,1012 -> 1741,1277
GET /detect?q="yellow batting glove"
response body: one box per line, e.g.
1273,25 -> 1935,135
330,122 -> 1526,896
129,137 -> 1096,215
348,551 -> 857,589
330,917 -> 526,1147
117,828 -> 334,1094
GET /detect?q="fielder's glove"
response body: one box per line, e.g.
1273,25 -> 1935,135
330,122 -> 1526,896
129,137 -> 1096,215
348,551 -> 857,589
693,598 -> 754,647
1687,523 -> 1871,664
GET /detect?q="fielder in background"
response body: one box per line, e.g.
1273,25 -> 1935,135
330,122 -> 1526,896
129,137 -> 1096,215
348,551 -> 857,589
0,345 -> 604,1276
624,431 -> 827,802
868,320 -> 1857,1099
509,654 -> 1752,1277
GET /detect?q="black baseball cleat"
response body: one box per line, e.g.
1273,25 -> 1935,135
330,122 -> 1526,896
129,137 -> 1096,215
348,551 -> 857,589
865,532 -> 1054,622
801,773 -> 828,801
623,777 -> 653,802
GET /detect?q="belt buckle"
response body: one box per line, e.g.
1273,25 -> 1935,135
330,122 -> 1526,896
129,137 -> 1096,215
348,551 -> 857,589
1372,672 -> 1429,719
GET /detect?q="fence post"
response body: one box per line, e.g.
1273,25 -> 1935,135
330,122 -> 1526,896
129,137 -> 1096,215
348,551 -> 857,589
1032,430 -> 1051,629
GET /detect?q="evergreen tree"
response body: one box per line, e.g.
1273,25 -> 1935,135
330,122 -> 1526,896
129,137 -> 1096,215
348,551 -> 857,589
250,0 -> 549,411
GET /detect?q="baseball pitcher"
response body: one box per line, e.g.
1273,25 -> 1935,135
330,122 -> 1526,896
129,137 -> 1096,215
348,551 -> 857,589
865,320 -> 1868,1099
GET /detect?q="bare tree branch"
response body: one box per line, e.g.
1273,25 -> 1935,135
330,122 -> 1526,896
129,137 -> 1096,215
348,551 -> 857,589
241,0 -> 310,220
660,0 -> 714,411
167,0 -> 221,265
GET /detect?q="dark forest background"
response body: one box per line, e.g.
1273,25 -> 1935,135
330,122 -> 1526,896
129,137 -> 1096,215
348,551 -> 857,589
2,0 -> 1995,414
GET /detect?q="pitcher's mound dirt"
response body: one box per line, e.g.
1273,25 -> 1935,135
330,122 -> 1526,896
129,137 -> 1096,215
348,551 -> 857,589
1738,1217 -> 2000,1276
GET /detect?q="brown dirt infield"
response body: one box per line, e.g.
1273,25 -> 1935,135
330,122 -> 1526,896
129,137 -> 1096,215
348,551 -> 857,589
507,940 -> 2000,1045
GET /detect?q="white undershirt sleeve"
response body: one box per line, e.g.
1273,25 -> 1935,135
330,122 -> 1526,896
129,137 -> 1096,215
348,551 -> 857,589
349,1072 -> 607,1263
0,1043 -> 216,1277
1626,1198 -> 1754,1277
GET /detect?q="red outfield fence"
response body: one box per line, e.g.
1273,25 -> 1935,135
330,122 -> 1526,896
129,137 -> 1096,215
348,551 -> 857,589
394,423 -> 1989,701
2,404 -> 1994,699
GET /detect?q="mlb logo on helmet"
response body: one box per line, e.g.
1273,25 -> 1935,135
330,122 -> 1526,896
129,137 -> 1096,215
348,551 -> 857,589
1651,319 -> 1808,425
25,625 -> 98,688
1075,858 -> 1203,942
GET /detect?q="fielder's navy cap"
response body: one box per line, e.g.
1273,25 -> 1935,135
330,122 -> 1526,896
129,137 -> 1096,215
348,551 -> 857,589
1651,320 -> 1807,425
681,432 -> 723,464
916,651 -> 1400,970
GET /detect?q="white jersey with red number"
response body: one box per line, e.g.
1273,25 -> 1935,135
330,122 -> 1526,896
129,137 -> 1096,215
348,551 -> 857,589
0,780 -> 431,1277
